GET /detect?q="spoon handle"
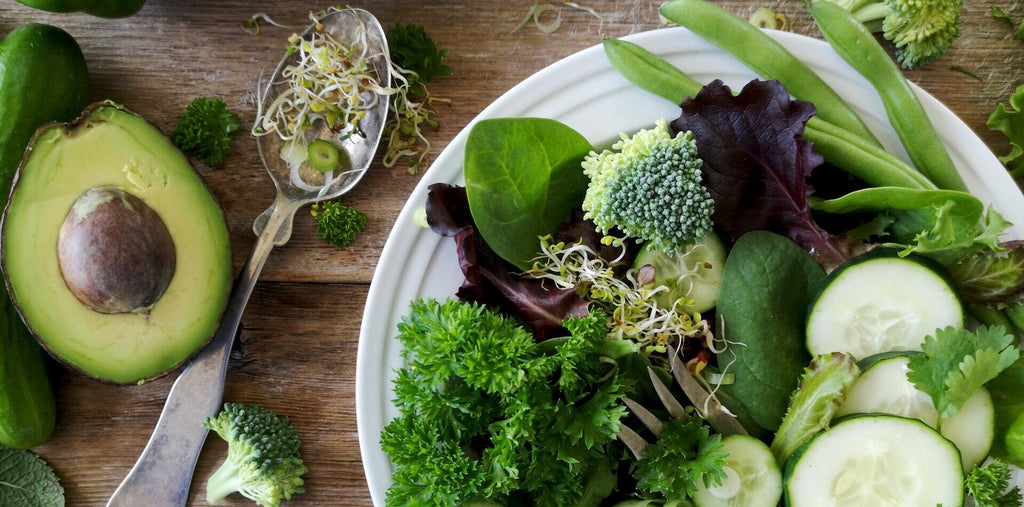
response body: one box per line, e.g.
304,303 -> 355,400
107,196 -> 302,507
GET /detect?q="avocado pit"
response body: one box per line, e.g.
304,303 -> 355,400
57,186 -> 176,314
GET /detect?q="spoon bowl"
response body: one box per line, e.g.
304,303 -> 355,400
107,8 -> 391,506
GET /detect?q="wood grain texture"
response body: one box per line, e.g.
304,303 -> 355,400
0,0 -> 1020,505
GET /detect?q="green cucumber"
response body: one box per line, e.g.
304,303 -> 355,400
632,231 -> 727,314
693,435 -> 781,507
837,354 -> 994,471
784,414 -> 964,506
805,250 -> 964,359
15,0 -> 146,18
0,23 -> 90,448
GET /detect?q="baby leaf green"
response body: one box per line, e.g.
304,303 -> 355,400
715,231 -> 826,431
464,118 -> 593,270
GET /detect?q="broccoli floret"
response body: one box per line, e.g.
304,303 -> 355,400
821,0 -> 963,69
581,118 -> 714,254
311,201 -> 368,248
203,403 -> 307,507
171,97 -> 241,166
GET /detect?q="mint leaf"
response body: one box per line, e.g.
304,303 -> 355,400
907,325 -> 1020,420
0,447 -> 64,507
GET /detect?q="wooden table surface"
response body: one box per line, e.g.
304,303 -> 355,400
0,0 -> 1021,504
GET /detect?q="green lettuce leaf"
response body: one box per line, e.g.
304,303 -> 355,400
987,83 -> 1024,178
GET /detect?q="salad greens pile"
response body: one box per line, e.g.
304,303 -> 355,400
380,0 -> 1024,505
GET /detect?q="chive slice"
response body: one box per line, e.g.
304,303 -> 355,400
307,139 -> 343,173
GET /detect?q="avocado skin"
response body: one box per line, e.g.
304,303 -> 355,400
14,0 -> 146,18
0,23 -> 88,448
3,102 -> 233,385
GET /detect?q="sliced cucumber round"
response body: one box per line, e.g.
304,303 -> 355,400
805,250 -> 963,359
693,434 -> 781,507
836,354 -> 994,472
632,231 -> 727,314
785,414 -> 964,506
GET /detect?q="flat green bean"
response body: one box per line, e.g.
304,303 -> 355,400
602,37 -> 935,190
659,0 -> 881,148
808,1 -> 967,192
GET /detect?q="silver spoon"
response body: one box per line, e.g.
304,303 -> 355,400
107,8 -> 390,506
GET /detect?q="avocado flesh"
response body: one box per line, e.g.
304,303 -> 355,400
2,103 -> 232,384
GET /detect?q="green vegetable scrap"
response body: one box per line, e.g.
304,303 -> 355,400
581,119 -> 714,254
907,325 -> 1020,421
815,0 -> 963,69
203,403 -> 307,507
311,201 -> 367,249
988,84 -> 1024,179
966,459 -> 1023,507
385,23 -> 452,172
171,97 -> 241,166
748,6 -> 788,30
0,447 -> 63,506
992,7 -> 1024,40
770,352 -> 860,464
380,299 -> 628,506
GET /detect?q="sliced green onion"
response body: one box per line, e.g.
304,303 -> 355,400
307,139 -> 342,173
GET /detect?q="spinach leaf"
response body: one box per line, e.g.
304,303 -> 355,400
464,118 -> 593,270
715,231 -> 826,431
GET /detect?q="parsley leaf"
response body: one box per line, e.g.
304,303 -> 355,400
381,299 -> 628,506
0,447 -> 64,507
633,417 -> 729,501
907,325 -> 1020,420
966,458 -> 1023,507
386,23 -> 452,94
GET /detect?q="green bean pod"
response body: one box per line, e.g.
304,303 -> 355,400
659,0 -> 881,148
807,0 -> 967,191
602,37 -> 934,190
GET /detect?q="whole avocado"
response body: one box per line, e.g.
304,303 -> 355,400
0,23 -> 90,448
15,0 -> 146,18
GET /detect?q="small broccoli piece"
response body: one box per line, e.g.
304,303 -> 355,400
820,0 -> 963,69
311,201 -> 367,249
171,97 -> 241,166
581,118 -> 714,254
203,403 -> 306,507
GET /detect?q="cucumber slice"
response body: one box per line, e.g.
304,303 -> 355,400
837,354 -> 994,471
693,435 -> 781,507
785,415 -> 964,506
632,231 -> 727,313
805,251 -> 963,359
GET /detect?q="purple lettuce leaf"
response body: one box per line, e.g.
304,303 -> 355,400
670,79 -> 853,270
425,183 -> 590,339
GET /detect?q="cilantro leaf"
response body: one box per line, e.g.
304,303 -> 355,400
907,325 -> 1020,420
633,418 -> 729,501
0,447 -> 64,507
966,458 -> 1023,507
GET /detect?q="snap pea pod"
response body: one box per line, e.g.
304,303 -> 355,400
602,37 -> 935,190
659,0 -> 881,148
807,1 -> 967,192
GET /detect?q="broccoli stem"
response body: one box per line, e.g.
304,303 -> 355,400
206,459 -> 246,505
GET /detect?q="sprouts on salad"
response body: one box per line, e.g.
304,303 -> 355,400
252,8 -> 390,196
529,235 -> 714,354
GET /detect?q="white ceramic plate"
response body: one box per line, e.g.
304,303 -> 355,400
355,26 -> 1024,504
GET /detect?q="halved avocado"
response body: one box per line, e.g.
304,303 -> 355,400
1,102 -> 232,384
